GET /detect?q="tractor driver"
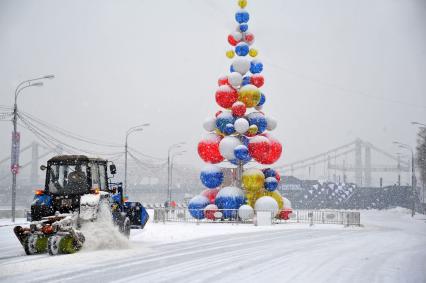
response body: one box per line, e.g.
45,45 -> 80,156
68,164 -> 86,186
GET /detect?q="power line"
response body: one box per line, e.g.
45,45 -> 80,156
18,114 -> 122,156
18,111 -> 123,148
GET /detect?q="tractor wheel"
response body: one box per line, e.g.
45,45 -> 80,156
120,217 -> 131,238
48,235 -> 61,256
23,235 -> 38,255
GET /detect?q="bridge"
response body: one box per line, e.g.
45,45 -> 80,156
275,139 -> 410,187
0,142 -> 57,185
0,141 -> 169,187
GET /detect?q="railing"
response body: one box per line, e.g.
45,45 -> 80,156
153,208 -> 361,226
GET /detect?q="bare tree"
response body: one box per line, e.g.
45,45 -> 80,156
416,128 -> 426,188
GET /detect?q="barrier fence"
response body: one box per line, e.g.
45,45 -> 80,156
153,208 -> 361,226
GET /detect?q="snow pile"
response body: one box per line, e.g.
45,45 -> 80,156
80,201 -> 129,251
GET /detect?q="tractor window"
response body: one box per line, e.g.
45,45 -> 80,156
90,163 -> 100,190
48,164 -> 89,195
99,165 -> 107,191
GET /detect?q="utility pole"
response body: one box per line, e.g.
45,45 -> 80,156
393,141 -> 416,217
167,142 -> 185,205
11,75 -> 54,222
124,123 -> 150,193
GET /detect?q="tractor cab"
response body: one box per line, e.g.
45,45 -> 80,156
45,155 -> 109,196
31,155 -> 113,220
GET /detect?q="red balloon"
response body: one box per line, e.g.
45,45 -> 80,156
198,134 -> 224,164
244,32 -> 255,44
231,101 -> 246,117
201,188 -> 219,204
250,74 -> 264,88
204,205 -> 218,220
248,136 -> 271,163
228,34 -> 239,46
279,208 -> 292,220
218,75 -> 229,86
215,110 -> 223,117
215,85 -> 238,109
275,172 -> 281,182
259,134 -> 283,165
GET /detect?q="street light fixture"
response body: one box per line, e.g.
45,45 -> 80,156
124,123 -> 150,192
393,141 -> 416,217
169,150 -> 186,204
167,142 -> 185,206
11,75 -> 55,223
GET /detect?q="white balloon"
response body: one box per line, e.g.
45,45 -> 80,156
266,116 -> 277,131
203,117 -> 216,132
231,31 -> 243,42
204,204 -> 218,212
219,136 -> 242,160
254,196 -> 279,215
234,118 -> 249,134
232,58 -> 250,75
282,197 -> 292,209
227,72 -> 243,88
216,186 -> 244,199
238,204 -> 254,220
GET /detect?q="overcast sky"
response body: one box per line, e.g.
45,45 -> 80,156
0,0 -> 425,176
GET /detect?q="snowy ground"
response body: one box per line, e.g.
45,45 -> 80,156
0,208 -> 425,283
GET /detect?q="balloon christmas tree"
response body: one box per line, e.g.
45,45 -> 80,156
190,0 -> 288,221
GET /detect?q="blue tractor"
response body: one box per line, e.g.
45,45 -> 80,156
14,155 -> 149,255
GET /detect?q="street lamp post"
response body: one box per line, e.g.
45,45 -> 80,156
124,123 -> 150,193
169,150 -> 186,204
393,141 -> 416,217
11,75 -> 54,222
167,142 -> 185,206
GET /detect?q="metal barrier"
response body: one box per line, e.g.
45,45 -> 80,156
153,208 -> 361,226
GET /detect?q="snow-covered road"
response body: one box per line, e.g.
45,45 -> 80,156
1,209 -> 425,283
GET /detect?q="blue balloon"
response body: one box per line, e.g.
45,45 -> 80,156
200,165 -> 224,189
263,168 -> 277,178
265,177 -> 278,192
215,196 -> 239,219
230,65 -> 235,73
241,76 -> 251,86
223,123 -> 235,135
247,112 -> 267,133
235,10 -> 250,24
188,196 -> 210,219
257,93 -> 266,106
235,43 -> 249,56
216,112 -> 235,133
239,23 -> 248,32
215,187 -> 246,219
241,136 -> 250,147
234,145 -> 250,161
250,60 -> 263,74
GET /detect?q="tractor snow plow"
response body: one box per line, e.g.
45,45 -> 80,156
14,155 -> 149,255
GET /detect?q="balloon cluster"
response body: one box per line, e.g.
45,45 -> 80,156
191,0 -> 291,221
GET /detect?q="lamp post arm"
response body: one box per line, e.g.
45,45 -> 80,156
14,84 -> 34,106
14,76 -> 52,99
